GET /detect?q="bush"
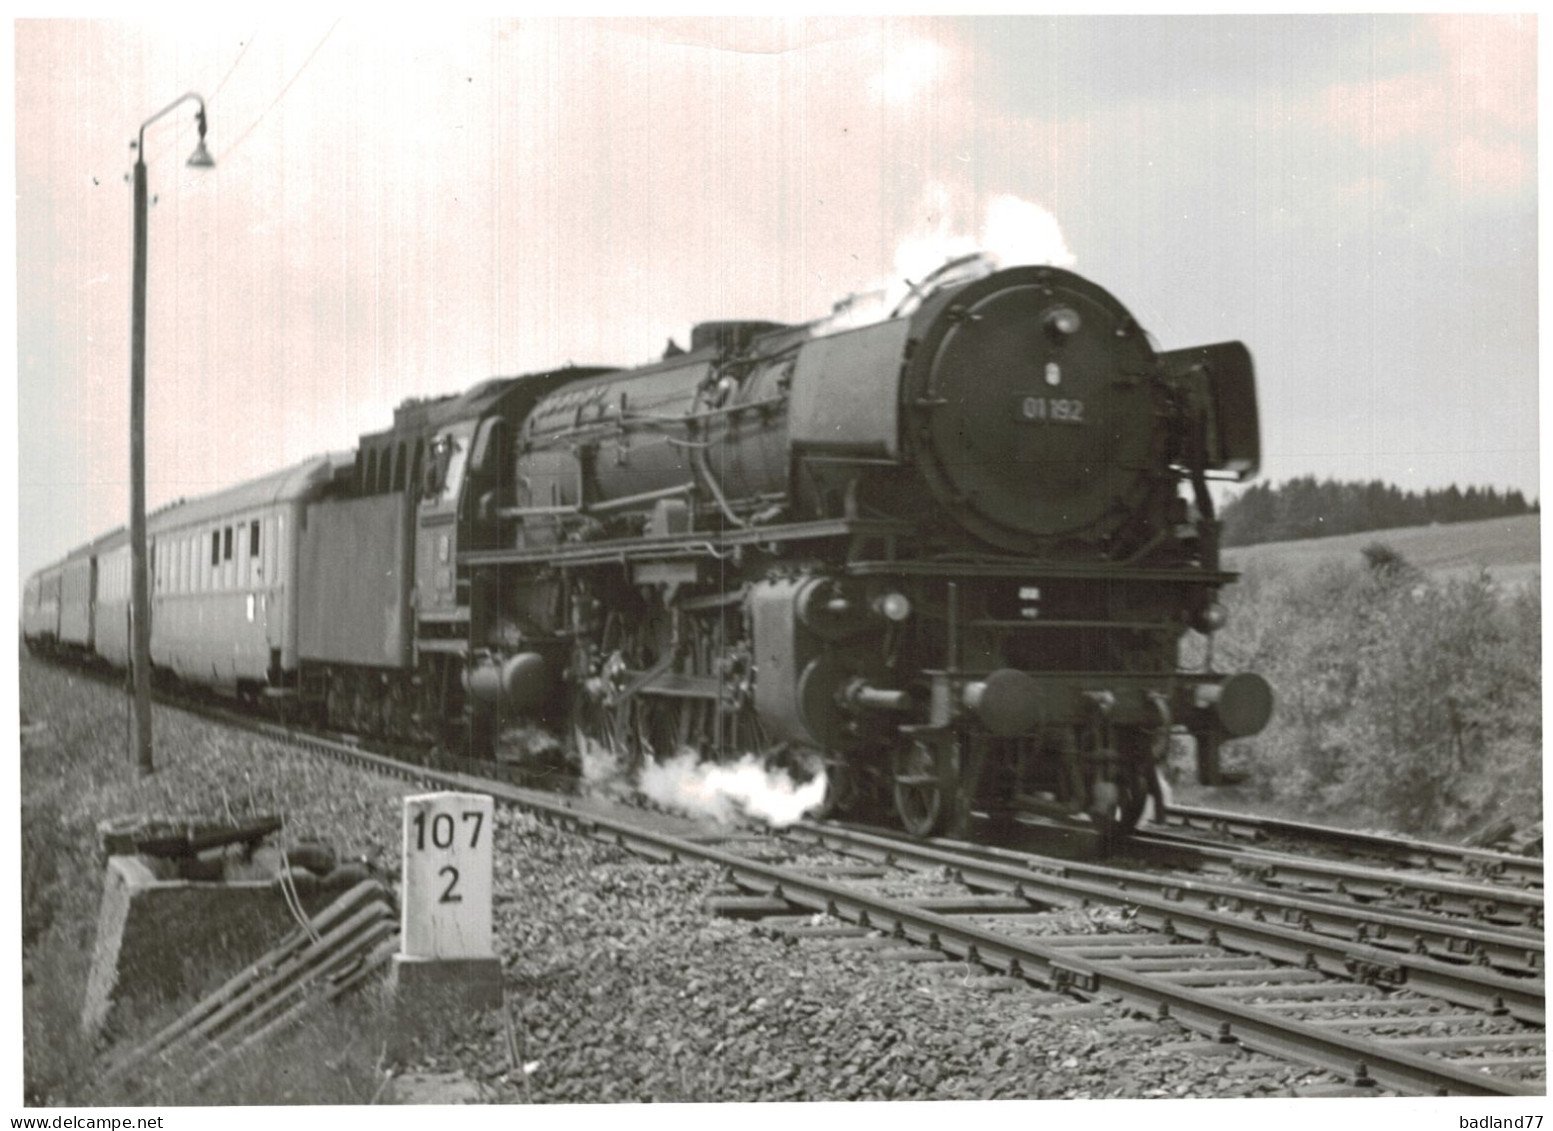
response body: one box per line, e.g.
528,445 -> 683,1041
1211,549 -> 1541,837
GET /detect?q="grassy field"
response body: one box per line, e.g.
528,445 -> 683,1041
1225,513 -> 1541,588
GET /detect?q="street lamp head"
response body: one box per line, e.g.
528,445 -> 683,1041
186,108 -> 214,169
186,138 -> 215,169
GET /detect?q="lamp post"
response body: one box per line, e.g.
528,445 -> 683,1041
129,93 -> 214,775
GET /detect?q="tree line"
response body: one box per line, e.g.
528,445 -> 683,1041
1220,477 -> 1538,547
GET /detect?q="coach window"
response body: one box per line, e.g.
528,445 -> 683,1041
365,450 -> 379,496
410,440 -> 424,498
393,442 -> 407,492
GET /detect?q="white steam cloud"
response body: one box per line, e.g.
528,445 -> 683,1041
983,193 -> 1077,271
578,741 -> 829,829
816,189 -> 1076,335
638,750 -> 828,828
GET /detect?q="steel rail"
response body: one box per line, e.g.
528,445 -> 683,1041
788,823 -> 1543,1026
1129,832 -> 1544,927
703,859 -> 1539,1097
855,827 -> 1544,978
230,720 -> 1539,1096
1150,805 -> 1543,888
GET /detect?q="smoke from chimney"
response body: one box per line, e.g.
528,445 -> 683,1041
815,189 -> 1075,336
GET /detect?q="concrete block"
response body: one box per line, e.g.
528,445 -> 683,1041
82,855 -> 335,1038
386,954 -> 504,1056
388,954 -> 503,1014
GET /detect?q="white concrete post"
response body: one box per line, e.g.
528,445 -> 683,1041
400,791 -> 494,958
390,791 -> 502,1016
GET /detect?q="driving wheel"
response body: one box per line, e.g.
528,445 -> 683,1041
892,735 -> 955,837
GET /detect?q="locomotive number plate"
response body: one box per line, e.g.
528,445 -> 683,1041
1014,395 -> 1085,424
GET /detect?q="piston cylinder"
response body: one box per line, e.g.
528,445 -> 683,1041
464,652 -> 550,711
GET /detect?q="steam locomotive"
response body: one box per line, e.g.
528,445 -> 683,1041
23,256 -> 1271,843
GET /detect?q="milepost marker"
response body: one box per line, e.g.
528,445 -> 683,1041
389,792 -> 503,1019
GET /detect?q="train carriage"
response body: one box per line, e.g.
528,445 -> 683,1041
93,530 -> 132,670
145,456 -> 340,695
58,547 -> 95,650
21,560 -> 64,649
58,528 -> 124,654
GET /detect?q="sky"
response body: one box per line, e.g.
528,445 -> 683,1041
10,15 -> 1540,586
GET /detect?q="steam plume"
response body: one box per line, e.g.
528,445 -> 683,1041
638,750 -> 828,828
816,189 -> 1076,335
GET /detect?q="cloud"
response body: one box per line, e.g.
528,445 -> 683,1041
868,37 -> 947,105
1437,134 -> 1533,200
1426,13 -> 1536,132
1310,16 -> 1533,200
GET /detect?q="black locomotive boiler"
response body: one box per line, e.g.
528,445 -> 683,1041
455,260 -> 1272,841
25,258 -> 1272,845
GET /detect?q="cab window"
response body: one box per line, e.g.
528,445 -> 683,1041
423,423 -> 475,512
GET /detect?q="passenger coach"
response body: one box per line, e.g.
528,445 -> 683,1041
143,456 -> 341,695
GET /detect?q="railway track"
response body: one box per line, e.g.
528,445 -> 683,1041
36,656 -> 1546,1097
1147,804 -> 1543,890
1128,830 -> 1543,932
224,711 -> 1541,1097
851,825 -> 1545,984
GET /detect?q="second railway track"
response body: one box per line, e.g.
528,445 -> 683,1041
1147,804 -> 1543,890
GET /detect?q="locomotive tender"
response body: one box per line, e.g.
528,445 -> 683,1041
24,258 -> 1271,843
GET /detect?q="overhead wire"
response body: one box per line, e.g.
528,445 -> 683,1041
217,18 -> 341,164
211,27 -> 260,103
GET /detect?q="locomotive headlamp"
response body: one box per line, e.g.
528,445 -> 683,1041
1192,602 -> 1229,634
873,591 -> 913,622
1044,306 -> 1082,339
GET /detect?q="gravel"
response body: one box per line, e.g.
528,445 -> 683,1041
20,654 -> 1359,1103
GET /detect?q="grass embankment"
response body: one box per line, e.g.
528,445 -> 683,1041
19,658 -> 408,1105
1184,530 -> 1541,840
1225,513 -> 1541,590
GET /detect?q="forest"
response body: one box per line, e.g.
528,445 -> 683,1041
1220,477 -> 1537,547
